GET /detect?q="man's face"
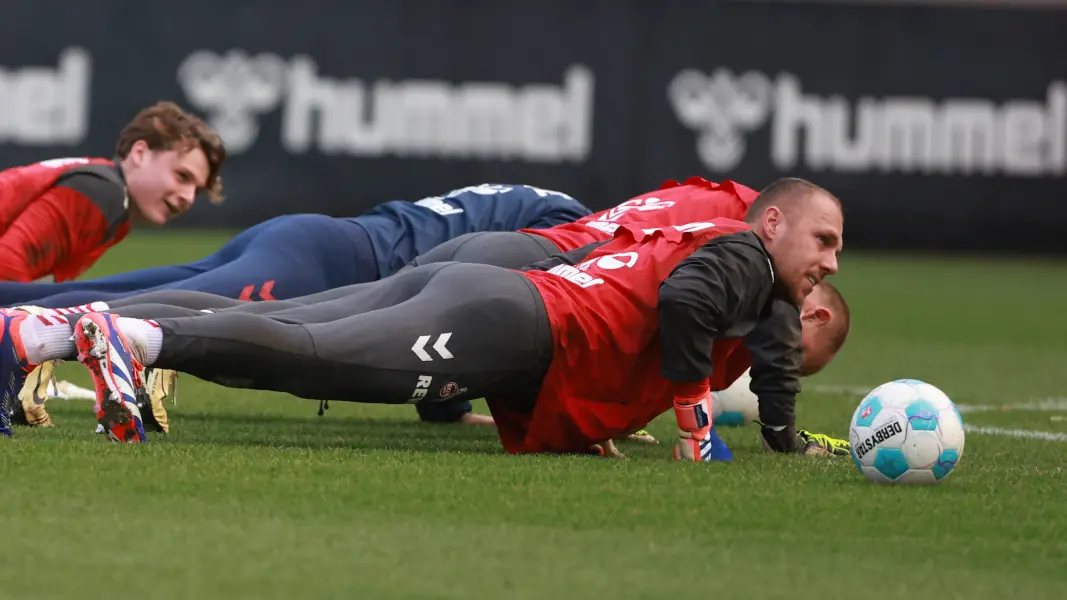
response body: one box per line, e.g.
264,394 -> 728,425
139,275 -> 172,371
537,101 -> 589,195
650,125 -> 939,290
760,192 -> 843,305
123,141 -> 209,225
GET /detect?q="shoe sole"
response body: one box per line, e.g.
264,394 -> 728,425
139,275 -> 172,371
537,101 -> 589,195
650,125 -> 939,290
75,318 -> 145,444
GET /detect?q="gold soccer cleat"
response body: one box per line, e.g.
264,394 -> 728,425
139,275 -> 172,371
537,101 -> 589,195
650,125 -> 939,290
15,360 -> 57,428
141,368 -> 178,434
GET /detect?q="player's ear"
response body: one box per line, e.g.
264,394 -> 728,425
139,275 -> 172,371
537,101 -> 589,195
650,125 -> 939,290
129,140 -> 150,166
801,305 -> 832,327
763,206 -> 785,240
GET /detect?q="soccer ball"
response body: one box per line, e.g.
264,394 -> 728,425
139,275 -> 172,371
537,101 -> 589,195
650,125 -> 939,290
849,379 -> 965,485
712,369 -> 759,426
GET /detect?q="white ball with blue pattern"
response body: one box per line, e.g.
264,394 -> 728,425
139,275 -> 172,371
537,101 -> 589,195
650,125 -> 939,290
848,379 -> 965,485
711,369 -> 760,427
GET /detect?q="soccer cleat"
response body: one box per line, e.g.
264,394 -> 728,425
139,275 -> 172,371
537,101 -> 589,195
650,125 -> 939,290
0,308 -> 39,436
73,313 -> 147,444
13,360 -> 58,427
797,430 -> 851,456
140,368 -> 176,434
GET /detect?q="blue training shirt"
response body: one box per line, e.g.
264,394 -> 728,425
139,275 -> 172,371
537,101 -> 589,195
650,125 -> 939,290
348,183 -> 592,277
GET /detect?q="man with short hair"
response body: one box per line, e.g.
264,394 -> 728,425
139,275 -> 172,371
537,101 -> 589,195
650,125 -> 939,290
0,101 -> 226,283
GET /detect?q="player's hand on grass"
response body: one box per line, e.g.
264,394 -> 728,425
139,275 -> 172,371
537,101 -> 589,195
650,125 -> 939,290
797,430 -> 851,457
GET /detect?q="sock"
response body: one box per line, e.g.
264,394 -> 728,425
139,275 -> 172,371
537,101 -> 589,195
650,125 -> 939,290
19,315 -> 75,363
116,318 -> 163,365
38,302 -> 110,320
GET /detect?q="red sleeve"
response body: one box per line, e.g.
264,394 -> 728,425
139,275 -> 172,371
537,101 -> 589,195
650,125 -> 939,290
0,187 -> 111,282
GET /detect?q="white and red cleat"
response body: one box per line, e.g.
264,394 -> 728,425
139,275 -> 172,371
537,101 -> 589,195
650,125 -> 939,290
74,313 -> 147,444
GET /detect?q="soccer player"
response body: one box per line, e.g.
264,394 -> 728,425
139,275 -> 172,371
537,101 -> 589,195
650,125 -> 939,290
0,101 -> 225,283
1,179 -> 843,459
0,184 -> 591,308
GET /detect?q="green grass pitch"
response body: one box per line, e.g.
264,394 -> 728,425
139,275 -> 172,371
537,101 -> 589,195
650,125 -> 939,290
3,232 -> 1066,599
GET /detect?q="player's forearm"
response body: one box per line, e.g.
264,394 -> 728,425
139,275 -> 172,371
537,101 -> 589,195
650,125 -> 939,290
658,255 -> 732,462
671,383 -> 715,461
757,395 -> 799,453
657,266 -> 725,382
744,299 -> 802,452
744,300 -> 803,395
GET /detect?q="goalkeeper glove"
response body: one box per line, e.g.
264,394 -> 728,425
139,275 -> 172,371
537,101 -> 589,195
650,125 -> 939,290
797,430 -> 851,456
672,390 -> 732,462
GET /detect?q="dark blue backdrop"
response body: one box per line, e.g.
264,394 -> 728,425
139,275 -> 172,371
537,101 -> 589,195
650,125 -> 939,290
2,0 -> 1065,253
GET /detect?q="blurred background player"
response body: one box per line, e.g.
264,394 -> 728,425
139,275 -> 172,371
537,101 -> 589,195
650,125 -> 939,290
0,101 -> 225,283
